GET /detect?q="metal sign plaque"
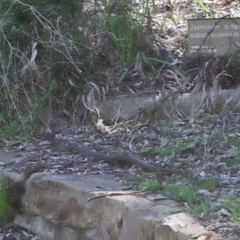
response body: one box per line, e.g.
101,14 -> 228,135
188,18 -> 240,56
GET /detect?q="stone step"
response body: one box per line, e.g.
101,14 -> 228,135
3,171 -> 222,240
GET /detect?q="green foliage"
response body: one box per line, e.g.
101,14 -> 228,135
27,80 -> 55,116
222,195 -> 240,224
157,121 -> 176,137
0,0 -> 170,141
0,80 -> 55,143
136,175 -> 218,206
196,177 -> 218,189
225,146 -> 240,165
153,146 -> 173,155
137,174 -> 160,192
96,0 -> 144,65
192,201 -> 209,213
175,138 -> 194,150
0,0 -> 83,143
138,179 -> 160,192
138,173 -> 150,182
163,177 -> 197,203
193,0 -> 211,13
1,120 -> 18,137
128,173 -> 160,192
212,125 -> 224,141
0,177 -> 9,216
162,176 -> 218,212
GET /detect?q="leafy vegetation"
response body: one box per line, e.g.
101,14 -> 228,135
0,177 -> 11,225
138,179 -> 160,192
0,0 -> 240,141
0,0 -> 167,141
135,173 -> 240,228
222,195 -> 240,226
153,146 -> 173,155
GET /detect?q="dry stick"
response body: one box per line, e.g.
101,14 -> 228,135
170,101 -> 188,119
222,117 -> 227,144
87,192 -> 185,203
87,192 -> 146,202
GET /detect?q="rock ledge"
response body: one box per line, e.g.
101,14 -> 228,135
5,172 -> 222,240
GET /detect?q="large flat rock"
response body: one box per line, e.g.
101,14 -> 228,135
1,171 -> 223,240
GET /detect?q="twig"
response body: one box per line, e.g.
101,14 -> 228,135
87,191 -> 144,202
87,191 -> 185,204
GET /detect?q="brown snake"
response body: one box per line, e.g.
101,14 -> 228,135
45,131 -> 183,174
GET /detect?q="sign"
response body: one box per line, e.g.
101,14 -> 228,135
188,18 -> 240,56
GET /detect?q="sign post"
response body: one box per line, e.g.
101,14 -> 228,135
188,18 -> 240,56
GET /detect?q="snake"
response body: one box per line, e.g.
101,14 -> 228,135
45,131 -> 183,174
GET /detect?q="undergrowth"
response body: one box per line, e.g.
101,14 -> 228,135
0,177 -> 11,226
0,0 -> 169,142
0,0 -> 239,142
136,173 -> 240,227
